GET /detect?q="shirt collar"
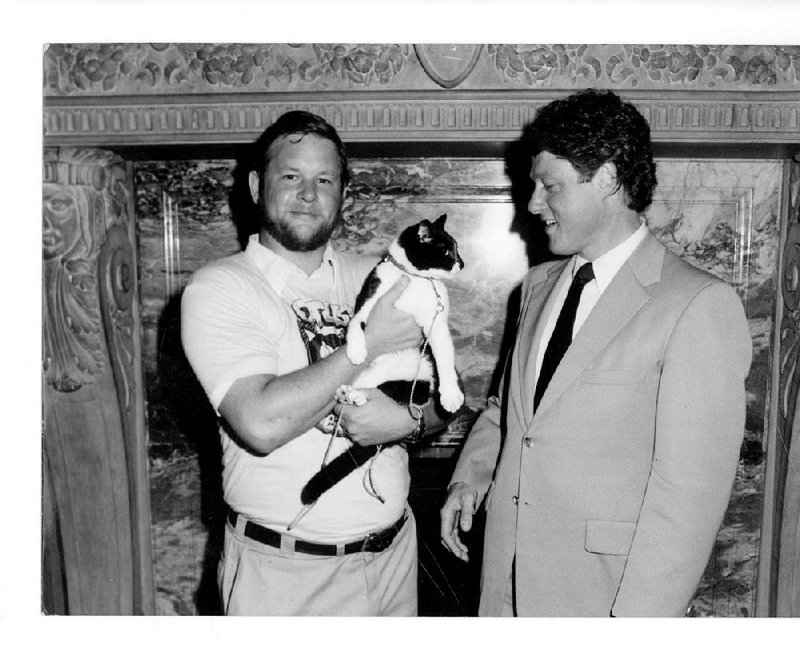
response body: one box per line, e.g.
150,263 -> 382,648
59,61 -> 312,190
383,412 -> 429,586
573,222 -> 648,294
245,234 -> 337,295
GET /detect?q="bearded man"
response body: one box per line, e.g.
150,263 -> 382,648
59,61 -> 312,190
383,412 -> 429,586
182,111 -> 432,615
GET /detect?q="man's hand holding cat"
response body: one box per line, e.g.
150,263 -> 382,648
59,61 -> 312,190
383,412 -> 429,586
360,277 -> 423,360
334,388 -> 416,446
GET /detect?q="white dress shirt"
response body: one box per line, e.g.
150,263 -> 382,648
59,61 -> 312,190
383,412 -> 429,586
534,222 -> 648,383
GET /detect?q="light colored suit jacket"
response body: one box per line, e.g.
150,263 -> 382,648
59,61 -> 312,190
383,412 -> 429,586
451,230 -> 752,616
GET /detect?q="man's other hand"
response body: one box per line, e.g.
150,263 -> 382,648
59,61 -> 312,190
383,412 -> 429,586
440,481 -> 478,562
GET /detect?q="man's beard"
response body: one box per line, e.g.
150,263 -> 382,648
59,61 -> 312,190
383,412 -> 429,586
261,210 -> 341,252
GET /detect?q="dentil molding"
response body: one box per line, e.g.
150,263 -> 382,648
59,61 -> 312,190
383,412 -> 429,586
43,93 -> 800,146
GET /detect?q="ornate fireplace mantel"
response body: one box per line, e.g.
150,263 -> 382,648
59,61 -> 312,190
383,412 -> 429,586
42,43 -> 800,616
44,43 -> 800,146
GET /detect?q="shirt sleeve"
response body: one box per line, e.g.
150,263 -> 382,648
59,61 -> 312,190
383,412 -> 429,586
180,265 -> 283,412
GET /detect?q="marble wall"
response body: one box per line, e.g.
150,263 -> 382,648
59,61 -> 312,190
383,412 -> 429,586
645,160 -> 781,616
135,155 -> 781,616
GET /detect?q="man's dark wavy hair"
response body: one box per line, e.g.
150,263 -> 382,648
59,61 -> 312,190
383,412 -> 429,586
250,110 -> 350,191
521,89 -> 657,212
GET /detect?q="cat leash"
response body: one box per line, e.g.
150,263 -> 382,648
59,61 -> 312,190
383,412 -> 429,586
287,405 -> 348,530
287,276 -> 445,532
406,279 -> 445,434
358,278 -> 444,505
363,282 -> 444,501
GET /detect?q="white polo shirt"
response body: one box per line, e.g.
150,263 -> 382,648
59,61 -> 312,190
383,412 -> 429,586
182,235 -> 410,542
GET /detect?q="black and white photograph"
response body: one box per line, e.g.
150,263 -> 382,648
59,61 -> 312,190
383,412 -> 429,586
10,0 -> 800,656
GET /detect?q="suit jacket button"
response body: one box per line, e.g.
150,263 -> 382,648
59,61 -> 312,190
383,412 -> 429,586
512,495 -> 519,505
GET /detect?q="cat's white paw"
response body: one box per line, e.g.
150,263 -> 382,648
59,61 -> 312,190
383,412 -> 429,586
438,385 -> 464,413
336,384 -> 368,407
345,334 -> 368,365
335,384 -> 354,403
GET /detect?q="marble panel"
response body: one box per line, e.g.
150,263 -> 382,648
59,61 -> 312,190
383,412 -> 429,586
647,160 -> 781,442
136,156 -> 781,616
644,159 -> 782,616
135,161 -> 239,451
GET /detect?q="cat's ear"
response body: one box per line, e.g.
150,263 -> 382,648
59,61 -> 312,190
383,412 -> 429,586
417,220 -> 433,242
433,214 -> 447,228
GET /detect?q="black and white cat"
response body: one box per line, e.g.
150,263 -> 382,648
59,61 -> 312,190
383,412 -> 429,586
296,215 -> 464,521
341,213 -> 465,413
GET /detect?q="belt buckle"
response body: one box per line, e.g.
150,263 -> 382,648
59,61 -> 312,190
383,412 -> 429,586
361,530 -> 391,553
361,515 -> 403,553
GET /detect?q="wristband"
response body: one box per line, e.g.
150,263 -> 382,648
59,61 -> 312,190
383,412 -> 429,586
406,403 -> 426,444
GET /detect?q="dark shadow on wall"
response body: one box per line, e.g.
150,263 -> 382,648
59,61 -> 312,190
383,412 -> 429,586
149,144 -> 257,615
229,144 -> 260,251
155,292 -> 225,615
148,145 -> 261,614
427,137 -> 552,612
505,136 -> 556,271
487,138 -> 560,399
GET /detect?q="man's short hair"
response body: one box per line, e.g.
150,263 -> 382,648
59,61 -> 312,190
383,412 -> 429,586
251,110 -> 350,191
522,89 -> 657,212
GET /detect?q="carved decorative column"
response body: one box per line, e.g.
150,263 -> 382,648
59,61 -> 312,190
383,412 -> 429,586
42,148 -> 154,614
763,160 -> 800,615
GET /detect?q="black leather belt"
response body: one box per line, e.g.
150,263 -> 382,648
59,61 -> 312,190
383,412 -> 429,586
228,510 -> 407,556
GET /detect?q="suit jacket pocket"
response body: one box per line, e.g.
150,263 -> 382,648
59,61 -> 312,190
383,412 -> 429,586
584,519 -> 636,556
580,368 -> 651,385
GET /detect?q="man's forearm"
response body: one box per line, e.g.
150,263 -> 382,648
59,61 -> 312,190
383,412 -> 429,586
220,347 -> 368,454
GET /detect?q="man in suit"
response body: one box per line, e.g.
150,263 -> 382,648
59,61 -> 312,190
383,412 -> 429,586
440,89 -> 752,616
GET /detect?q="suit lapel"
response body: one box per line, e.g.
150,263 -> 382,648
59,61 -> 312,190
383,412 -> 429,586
529,231 -> 666,423
516,260 -> 569,426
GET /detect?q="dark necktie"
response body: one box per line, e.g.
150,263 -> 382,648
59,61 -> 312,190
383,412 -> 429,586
533,262 -> 595,412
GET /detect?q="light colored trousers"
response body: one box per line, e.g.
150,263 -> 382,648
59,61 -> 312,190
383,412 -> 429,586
219,510 -> 418,616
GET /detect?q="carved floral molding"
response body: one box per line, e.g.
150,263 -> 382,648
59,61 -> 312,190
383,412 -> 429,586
44,44 -> 800,95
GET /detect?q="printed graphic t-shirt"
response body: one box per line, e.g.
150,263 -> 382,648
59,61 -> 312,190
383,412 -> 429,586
181,235 -> 410,542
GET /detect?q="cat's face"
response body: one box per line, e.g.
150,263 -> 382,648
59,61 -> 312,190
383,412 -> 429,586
396,214 -> 464,277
